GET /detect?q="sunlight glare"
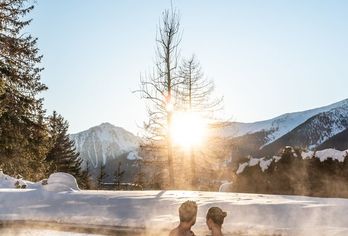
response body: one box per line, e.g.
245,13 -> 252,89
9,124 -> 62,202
170,112 -> 206,149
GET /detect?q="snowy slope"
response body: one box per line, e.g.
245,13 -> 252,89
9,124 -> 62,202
318,128 -> 348,150
260,104 -> 348,154
305,105 -> 348,148
217,98 -> 348,145
70,123 -> 140,167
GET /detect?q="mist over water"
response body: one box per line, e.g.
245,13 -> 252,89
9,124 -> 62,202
1,224 -> 348,236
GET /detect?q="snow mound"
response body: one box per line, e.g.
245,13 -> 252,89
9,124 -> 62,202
0,171 -> 37,189
43,172 -> 80,192
127,151 -> 143,161
219,182 -> 233,192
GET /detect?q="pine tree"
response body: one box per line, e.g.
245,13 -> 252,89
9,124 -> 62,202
113,161 -> 125,189
97,164 -> 107,189
46,111 -> 82,182
0,79 -> 5,117
0,0 -> 50,180
80,159 -> 91,190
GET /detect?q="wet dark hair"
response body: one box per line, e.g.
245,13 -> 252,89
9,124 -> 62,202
179,200 -> 197,222
206,207 -> 227,226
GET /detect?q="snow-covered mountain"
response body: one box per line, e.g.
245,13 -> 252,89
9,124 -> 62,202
260,103 -> 348,155
70,122 -> 140,168
317,128 -> 348,151
218,98 -> 348,145
215,98 -> 348,159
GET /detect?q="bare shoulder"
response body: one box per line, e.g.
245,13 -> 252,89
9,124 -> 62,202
169,228 -> 178,236
186,230 -> 196,236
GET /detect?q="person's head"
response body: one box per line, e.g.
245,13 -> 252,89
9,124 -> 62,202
206,207 -> 227,230
179,200 -> 198,226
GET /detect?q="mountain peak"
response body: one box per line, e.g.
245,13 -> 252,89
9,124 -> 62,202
70,123 -> 140,167
100,122 -> 114,127
92,122 -> 121,130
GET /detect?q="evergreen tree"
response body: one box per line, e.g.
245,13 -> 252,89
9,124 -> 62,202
113,161 -> 125,189
46,111 -> 82,182
97,164 -> 107,189
0,79 -> 5,117
80,159 -> 91,190
0,0 -> 49,180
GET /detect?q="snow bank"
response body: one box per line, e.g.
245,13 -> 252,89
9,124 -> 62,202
43,172 -> 80,192
0,171 -> 38,189
0,171 -> 80,192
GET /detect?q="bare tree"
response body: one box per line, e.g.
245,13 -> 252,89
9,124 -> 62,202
179,55 -> 223,114
178,55 -> 223,184
136,9 -> 182,187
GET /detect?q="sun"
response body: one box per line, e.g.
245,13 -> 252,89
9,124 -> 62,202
170,112 -> 207,149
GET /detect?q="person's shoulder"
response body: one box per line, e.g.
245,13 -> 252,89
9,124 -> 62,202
169,228 -> 178,236
186,230 -> 196,236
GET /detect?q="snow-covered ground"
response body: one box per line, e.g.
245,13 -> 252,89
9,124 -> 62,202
1,172 -> 348,235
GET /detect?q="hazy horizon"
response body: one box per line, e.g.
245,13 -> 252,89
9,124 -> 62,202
29,0 -> 348,134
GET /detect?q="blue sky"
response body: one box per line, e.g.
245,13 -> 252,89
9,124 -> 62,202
29,0 -> 348,134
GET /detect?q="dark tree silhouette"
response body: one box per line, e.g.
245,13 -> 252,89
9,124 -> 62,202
80,159 -> 92,189
46,111 -> 82,184
97,164 -> 107,189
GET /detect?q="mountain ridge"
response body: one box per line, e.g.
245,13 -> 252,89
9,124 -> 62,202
219,98 -> 348,143
219,98 -> 348,158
